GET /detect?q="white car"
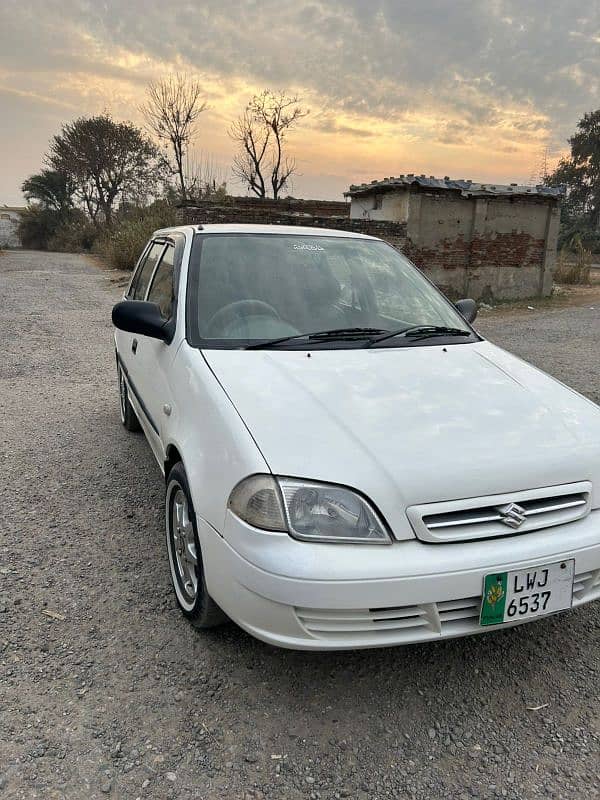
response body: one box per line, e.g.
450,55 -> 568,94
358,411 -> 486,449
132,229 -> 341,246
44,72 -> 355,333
112,223 -> 600,650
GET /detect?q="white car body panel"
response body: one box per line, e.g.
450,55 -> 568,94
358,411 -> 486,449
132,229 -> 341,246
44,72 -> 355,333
166,344 -> 272,532
203,342 -> 600,538
113,224 -> 600,650
199,511 -> 600,650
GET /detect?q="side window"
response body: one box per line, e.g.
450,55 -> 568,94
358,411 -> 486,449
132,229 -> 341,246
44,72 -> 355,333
147,244 -> 175,319
131,242 -> 166,300
128,241 -> 152,297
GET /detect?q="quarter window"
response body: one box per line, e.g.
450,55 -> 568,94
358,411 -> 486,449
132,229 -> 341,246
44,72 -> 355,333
147,244 -> 175,319
131,242 -> 166,300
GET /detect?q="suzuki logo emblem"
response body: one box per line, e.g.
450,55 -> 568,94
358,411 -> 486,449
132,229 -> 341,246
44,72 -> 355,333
497,502 -> 527,529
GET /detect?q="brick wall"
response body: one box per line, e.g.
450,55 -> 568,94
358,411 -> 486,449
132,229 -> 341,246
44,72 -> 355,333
404,232 -> 547,300
403,236 -> 471,299
176,204 -> 408,249
180,196 -> 350,218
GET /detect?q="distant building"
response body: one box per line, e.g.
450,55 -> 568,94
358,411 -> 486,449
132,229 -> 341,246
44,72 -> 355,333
0,206 -> 25,248
345,175 -> 564,301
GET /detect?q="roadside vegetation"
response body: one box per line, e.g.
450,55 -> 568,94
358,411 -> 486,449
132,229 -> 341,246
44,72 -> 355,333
18,76 -> 308,269
554,236 -> 592,285
94,201 -> 177,271
546,110 -> 600,280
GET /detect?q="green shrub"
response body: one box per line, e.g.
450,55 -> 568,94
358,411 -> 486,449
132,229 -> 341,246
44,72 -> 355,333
17,205 -> 60,249
48,211 -> 98,252
95,201 -> 177,270
557,214 -> 600,255
17,205 -> 98,251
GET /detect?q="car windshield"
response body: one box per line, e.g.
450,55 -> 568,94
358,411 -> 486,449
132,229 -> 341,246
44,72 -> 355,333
186,233 -> 474,348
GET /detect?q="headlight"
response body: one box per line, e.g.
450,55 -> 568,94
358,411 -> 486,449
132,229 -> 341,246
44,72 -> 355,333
279,479 -> 391,543
228,475 -> 391,544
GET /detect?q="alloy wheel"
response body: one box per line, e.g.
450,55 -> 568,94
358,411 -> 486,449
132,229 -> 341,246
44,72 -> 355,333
169,487 -> 199,605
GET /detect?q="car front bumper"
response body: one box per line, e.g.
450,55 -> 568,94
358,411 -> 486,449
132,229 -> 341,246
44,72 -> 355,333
199,510 -> 600,650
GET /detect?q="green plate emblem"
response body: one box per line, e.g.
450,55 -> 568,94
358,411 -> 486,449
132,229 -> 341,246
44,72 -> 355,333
480,572 -> 508,626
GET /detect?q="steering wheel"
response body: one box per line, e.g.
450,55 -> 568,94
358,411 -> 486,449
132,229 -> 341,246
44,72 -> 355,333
206,299 -> 281,337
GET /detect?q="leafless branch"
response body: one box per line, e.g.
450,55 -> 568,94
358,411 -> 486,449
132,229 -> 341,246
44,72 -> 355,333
229,90 -> 308,199
141,73 -> 208,202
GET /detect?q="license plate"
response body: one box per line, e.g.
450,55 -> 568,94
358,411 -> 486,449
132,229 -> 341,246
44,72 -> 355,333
480,559 -> 574,626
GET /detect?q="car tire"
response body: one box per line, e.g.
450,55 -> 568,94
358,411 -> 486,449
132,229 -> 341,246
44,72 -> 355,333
117,362 -> 141,432
165,462 -> 227,629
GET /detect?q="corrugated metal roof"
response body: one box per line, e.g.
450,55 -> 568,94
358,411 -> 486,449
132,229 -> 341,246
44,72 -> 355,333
345,175 -> 564,200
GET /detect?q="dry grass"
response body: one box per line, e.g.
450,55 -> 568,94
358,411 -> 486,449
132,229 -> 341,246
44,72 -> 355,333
94,202 -> 177,270
554,244 -> 592,285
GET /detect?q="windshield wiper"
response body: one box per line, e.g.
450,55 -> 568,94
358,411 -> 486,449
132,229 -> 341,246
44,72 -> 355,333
245,327 -> 389,350
366,325 -> 472,347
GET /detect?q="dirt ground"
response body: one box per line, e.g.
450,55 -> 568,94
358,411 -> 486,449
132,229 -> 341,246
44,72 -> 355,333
1,250 -> 599,800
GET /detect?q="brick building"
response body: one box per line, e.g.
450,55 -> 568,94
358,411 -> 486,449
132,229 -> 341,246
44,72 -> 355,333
346,176 -> 563,302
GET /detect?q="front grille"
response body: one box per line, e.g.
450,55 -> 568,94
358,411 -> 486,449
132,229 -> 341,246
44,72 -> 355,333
407,482 -> 591,543
295,604 -> 438,640
295,568 -> 600,643
295,603 -> 440,642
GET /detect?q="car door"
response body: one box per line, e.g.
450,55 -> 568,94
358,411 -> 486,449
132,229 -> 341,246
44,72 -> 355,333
116,239 -> 168,456
128,236 -> 183,464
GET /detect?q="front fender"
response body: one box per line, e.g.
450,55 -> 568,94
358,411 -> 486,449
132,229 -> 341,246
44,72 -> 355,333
164,344 -> 270,535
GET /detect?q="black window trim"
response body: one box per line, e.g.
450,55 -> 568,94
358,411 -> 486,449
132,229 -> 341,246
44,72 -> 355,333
143,233 -> 187,343
146,240 -> 177,315
142,241 -> 169,301
126,239 -> 153,298
129,239 -> 168,301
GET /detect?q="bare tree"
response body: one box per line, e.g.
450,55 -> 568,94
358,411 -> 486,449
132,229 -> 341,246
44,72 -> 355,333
259,91 -> 309,199
229,90 -> 308,199
229,107 -> 270,198
141,74 -> 208,202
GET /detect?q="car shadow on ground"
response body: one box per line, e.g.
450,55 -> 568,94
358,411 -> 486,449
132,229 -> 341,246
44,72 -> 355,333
180,581 -> 590,713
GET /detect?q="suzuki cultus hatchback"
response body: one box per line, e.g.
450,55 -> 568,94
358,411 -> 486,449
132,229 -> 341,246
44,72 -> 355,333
112,224 -> 600,649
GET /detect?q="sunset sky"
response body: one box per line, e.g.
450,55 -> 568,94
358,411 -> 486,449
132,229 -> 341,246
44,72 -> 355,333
1,1 -> 599,205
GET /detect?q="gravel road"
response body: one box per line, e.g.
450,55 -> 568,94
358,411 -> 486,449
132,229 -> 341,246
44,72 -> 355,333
1,249 -> 599,800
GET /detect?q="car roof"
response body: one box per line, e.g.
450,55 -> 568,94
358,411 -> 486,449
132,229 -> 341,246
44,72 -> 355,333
152,222 -> 379,240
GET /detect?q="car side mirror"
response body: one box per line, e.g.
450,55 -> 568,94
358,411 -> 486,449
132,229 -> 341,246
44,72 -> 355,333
455,298 -> 477,324
112,300 -> 170,341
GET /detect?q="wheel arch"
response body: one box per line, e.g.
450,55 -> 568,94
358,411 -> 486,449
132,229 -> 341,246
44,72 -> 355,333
164,443 -> 184,479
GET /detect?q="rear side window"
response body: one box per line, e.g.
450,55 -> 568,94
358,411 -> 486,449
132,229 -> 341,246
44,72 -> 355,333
147,244 -> 175,319
131,242 -> 166,300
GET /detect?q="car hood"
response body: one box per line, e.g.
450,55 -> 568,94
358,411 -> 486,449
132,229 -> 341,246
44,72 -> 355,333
204,341 -> 600,539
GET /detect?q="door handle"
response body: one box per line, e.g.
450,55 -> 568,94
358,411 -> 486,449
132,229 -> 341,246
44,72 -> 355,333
131,338 -> 138,354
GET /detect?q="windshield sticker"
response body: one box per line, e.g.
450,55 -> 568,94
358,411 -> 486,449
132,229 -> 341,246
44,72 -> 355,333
292,242 -> 325,251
